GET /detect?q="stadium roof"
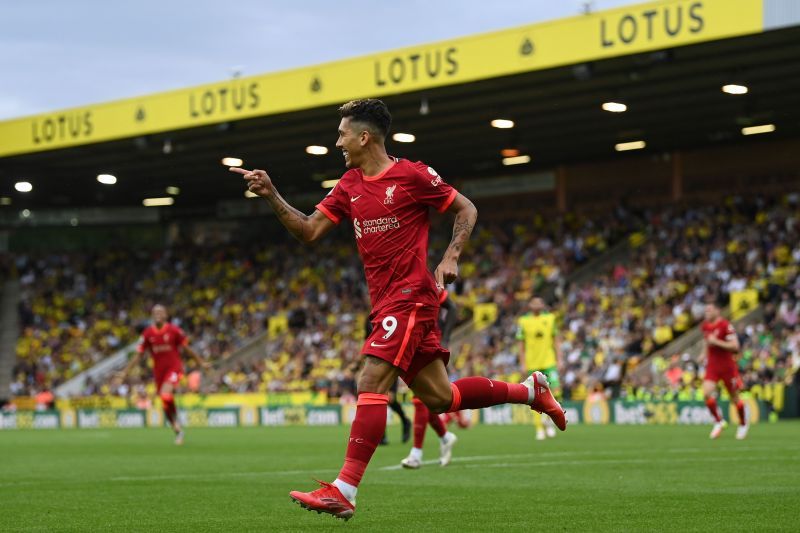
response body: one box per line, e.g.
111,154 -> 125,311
1,0 -> 799,211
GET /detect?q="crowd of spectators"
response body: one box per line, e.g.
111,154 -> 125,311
10,242 -> 369,397
199,209 -> 631,398
7,194 -> 799,416
446,195 -> 799,408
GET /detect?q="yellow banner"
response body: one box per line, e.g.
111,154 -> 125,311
730,289 -> 759,320
474,303 -> 499,331
55,395 -> 127,410
268,313 -> 289,339
0,0 -> 763,157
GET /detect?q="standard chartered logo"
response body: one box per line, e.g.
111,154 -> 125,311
354,216 -> 400,239
363,216 -> 400,234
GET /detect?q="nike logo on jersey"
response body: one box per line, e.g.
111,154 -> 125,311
350,195 -> 362,202
370,341 -> 388,347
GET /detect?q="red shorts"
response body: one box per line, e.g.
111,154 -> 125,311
704,360 -> 742,394
154,366 -> 183,391
362,302 -> 450,385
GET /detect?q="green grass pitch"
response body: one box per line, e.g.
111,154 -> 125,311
1,422 -> 798,531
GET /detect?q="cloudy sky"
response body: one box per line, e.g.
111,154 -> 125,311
0,0 -> 640,120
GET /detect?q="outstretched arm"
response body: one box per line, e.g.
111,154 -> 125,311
183,345 -> 212,370
230,167 -> 336,243
434,193 -> 477,287
116,349 -> 145,382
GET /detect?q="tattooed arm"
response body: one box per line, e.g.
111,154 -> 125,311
229,167 -> 335,243
434,193 -> 477,287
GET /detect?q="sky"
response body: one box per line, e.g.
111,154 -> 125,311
0,0 -> 641,120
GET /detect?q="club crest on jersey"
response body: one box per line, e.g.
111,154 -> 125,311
384,184 -> 396,204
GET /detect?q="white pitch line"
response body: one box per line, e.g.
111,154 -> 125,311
112,454 -> 552,480
460,455 -> 786,469
380,459 -> 440,471
108,447 -> 798,482
111,468 -> 340,482
7,450 -> 784,487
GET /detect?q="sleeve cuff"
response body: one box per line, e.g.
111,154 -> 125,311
316,203 -> 340,224
437,189 -> 458,213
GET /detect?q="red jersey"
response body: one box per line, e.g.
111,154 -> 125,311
316,158 -> 457,314
137,323 -> 188,374
701,318 -> 737,365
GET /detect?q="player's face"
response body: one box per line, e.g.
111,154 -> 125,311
335,117 -> 363,168
152,305 -> 167,325
530,298 -> 544,314
704,304 -> 719,322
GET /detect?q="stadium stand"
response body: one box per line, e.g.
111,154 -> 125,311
7,192 -> 798,411
10,241 -> 370,396
191,208 -> 641,399
8,203 -> 636,398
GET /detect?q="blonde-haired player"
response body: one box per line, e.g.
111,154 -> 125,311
517,297 -> 563,440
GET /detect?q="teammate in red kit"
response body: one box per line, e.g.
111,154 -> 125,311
436,292 -> 470,430
230,99 -> 566,521
700,303 -> 748,440
116,304 -> 210,445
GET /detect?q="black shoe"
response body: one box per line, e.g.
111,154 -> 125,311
379,434 -> 389,446
401,419 -> 411,443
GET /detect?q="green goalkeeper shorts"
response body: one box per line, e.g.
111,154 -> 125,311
528,366 -> 561,391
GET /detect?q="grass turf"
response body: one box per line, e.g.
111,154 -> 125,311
1,422 -> 798,532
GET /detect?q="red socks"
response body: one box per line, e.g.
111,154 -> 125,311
412,398 -> 447,449
337,393 -> 388,487
705,397 -> 722,423
160,393 -> 177,425
735,400 -> 747,426
448,377 -> 529,412
428,409 -> 447,438
412,398 -> 428,448
705,397 -> 746,425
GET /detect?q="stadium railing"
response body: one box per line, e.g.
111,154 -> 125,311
0,279 -> 20,402
54,341 -> 138,397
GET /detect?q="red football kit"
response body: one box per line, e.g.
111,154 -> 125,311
289,155 -> 566,518
137,323 -> 188,389
316,158 -> 456,383
701,318 -> 741,393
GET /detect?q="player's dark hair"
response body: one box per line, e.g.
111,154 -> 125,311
338,99 -> 392,139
